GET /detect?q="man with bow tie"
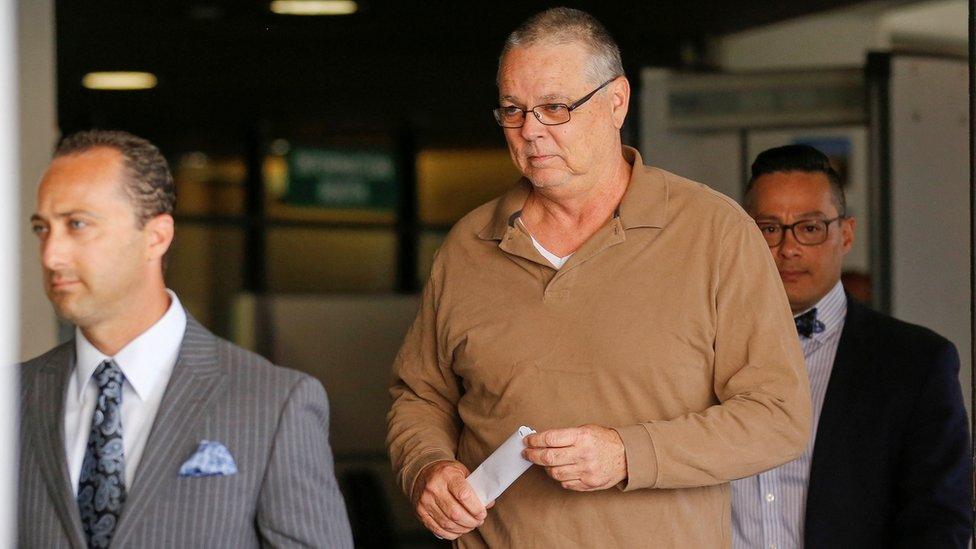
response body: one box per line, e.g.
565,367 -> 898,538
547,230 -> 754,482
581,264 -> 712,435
18,129 -> 353,548
732,144 -> 971,548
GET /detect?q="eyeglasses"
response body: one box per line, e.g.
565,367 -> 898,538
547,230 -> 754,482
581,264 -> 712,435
756,216 -> 846,247
492,77 -> 618,128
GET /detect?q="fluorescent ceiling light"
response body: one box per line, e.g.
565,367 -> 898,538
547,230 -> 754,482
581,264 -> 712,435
270,1 -> 357,16
82,72 -> 157,90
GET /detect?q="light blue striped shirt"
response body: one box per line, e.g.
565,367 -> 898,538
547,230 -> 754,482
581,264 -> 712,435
731,281 -> 847,549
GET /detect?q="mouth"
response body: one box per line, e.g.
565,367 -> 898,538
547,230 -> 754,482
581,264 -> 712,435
779,270 -> 807,283
48,279 -> 81,291
526,154 -> 556,166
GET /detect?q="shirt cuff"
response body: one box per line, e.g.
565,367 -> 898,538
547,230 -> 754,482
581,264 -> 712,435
404,450 -> 457,501
613,423 -> 659,491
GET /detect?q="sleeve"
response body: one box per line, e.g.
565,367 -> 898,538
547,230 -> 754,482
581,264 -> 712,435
893,340 -> 972,548
386,264 -> 465,501
256,375 -> 355,549
616,217 -> 812,490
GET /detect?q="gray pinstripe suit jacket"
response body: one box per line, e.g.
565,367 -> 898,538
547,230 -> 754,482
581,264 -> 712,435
18,315 -> 354,548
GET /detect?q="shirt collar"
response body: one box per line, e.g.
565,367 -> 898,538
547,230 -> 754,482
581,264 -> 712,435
74,289 -> 188,401
794,280 -> 847,341
477,146 -> 669,241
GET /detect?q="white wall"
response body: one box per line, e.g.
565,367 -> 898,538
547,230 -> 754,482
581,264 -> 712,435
711,2 -> 892,71
888,56 -> 971,416
639,69 -> 742,199
1,0 -> 20,544
17,0 -> 57,360
711,0 -> 966,71
880,0 -> 967,54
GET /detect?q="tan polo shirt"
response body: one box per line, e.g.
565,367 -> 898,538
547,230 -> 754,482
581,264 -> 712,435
387,147 -> 810,548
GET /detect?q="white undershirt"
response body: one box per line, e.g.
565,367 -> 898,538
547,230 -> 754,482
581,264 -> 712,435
519,219 -> 573,269
64,289 -> 187,493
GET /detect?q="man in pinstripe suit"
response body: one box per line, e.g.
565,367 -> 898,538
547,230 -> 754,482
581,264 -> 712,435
19,130 -> 353,548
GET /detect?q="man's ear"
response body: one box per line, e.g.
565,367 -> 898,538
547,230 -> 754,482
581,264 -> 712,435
144,213 -> 175,262
610,77 -> 631,129
840,216 -> 856,255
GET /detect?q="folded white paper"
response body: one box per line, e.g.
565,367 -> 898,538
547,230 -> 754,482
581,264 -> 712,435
466,425 -> 536,504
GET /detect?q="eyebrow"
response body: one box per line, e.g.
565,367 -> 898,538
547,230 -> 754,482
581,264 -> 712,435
539,93 -> 568,102
30,209 -> 102,222
753,211 -> 831,222
499,93 -> 570,104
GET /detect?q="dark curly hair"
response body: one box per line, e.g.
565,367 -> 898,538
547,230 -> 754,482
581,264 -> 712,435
54,129 -> 175,227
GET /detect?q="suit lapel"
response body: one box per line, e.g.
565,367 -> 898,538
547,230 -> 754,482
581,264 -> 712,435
112,316 -> 226,546
805,299 -> 871,538
26,343 -> 87,548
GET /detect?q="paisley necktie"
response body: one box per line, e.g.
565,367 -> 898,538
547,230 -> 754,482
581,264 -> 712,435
77,359 -> 126,548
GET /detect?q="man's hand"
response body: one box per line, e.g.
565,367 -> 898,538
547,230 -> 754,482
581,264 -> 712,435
522,425 -> 628,491
411,460 -> 490,540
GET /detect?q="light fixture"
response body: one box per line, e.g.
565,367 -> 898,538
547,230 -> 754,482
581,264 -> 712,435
269,1 -> 357,16
82,72 -> 157,91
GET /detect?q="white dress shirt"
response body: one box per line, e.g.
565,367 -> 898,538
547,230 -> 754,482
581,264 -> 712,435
64,289 -> 187,494
731,281 -> 847,549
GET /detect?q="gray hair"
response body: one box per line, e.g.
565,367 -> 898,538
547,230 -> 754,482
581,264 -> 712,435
498,7 -> 624,86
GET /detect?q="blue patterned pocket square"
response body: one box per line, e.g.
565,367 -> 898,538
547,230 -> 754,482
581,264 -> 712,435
179,440 -> 238,478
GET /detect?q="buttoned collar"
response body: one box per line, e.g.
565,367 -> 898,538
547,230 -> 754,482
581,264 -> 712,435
794,280 -> 847,342
477,146 -> 669,241
74,289 -> 187,401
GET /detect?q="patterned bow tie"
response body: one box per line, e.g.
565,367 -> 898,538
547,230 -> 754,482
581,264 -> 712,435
794,308 -> 825,338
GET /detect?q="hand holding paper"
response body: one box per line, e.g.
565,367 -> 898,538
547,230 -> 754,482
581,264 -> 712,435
466,426 -> 537,504
412,426 -> 538,540
412,460 -> 486,541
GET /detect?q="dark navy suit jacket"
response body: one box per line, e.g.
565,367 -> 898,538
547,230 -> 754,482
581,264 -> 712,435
804,298 -> 972,548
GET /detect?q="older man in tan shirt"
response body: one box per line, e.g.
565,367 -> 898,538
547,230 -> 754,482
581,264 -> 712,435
387,8 -> 810,547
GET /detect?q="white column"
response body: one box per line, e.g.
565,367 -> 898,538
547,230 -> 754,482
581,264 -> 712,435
0,0 -> 20,544
18,0 -> 57,359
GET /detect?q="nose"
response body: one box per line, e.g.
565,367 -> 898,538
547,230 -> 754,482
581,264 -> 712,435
519,110 -> 547,141
40,228 -> 68,272
776,229 -> 802,259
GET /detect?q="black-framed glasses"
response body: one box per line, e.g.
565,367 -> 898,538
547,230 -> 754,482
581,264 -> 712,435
756,216 -> 846,247
492,77 -> 618,128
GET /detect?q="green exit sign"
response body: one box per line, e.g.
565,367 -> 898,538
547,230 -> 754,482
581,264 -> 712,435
284,148 -> 398,210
